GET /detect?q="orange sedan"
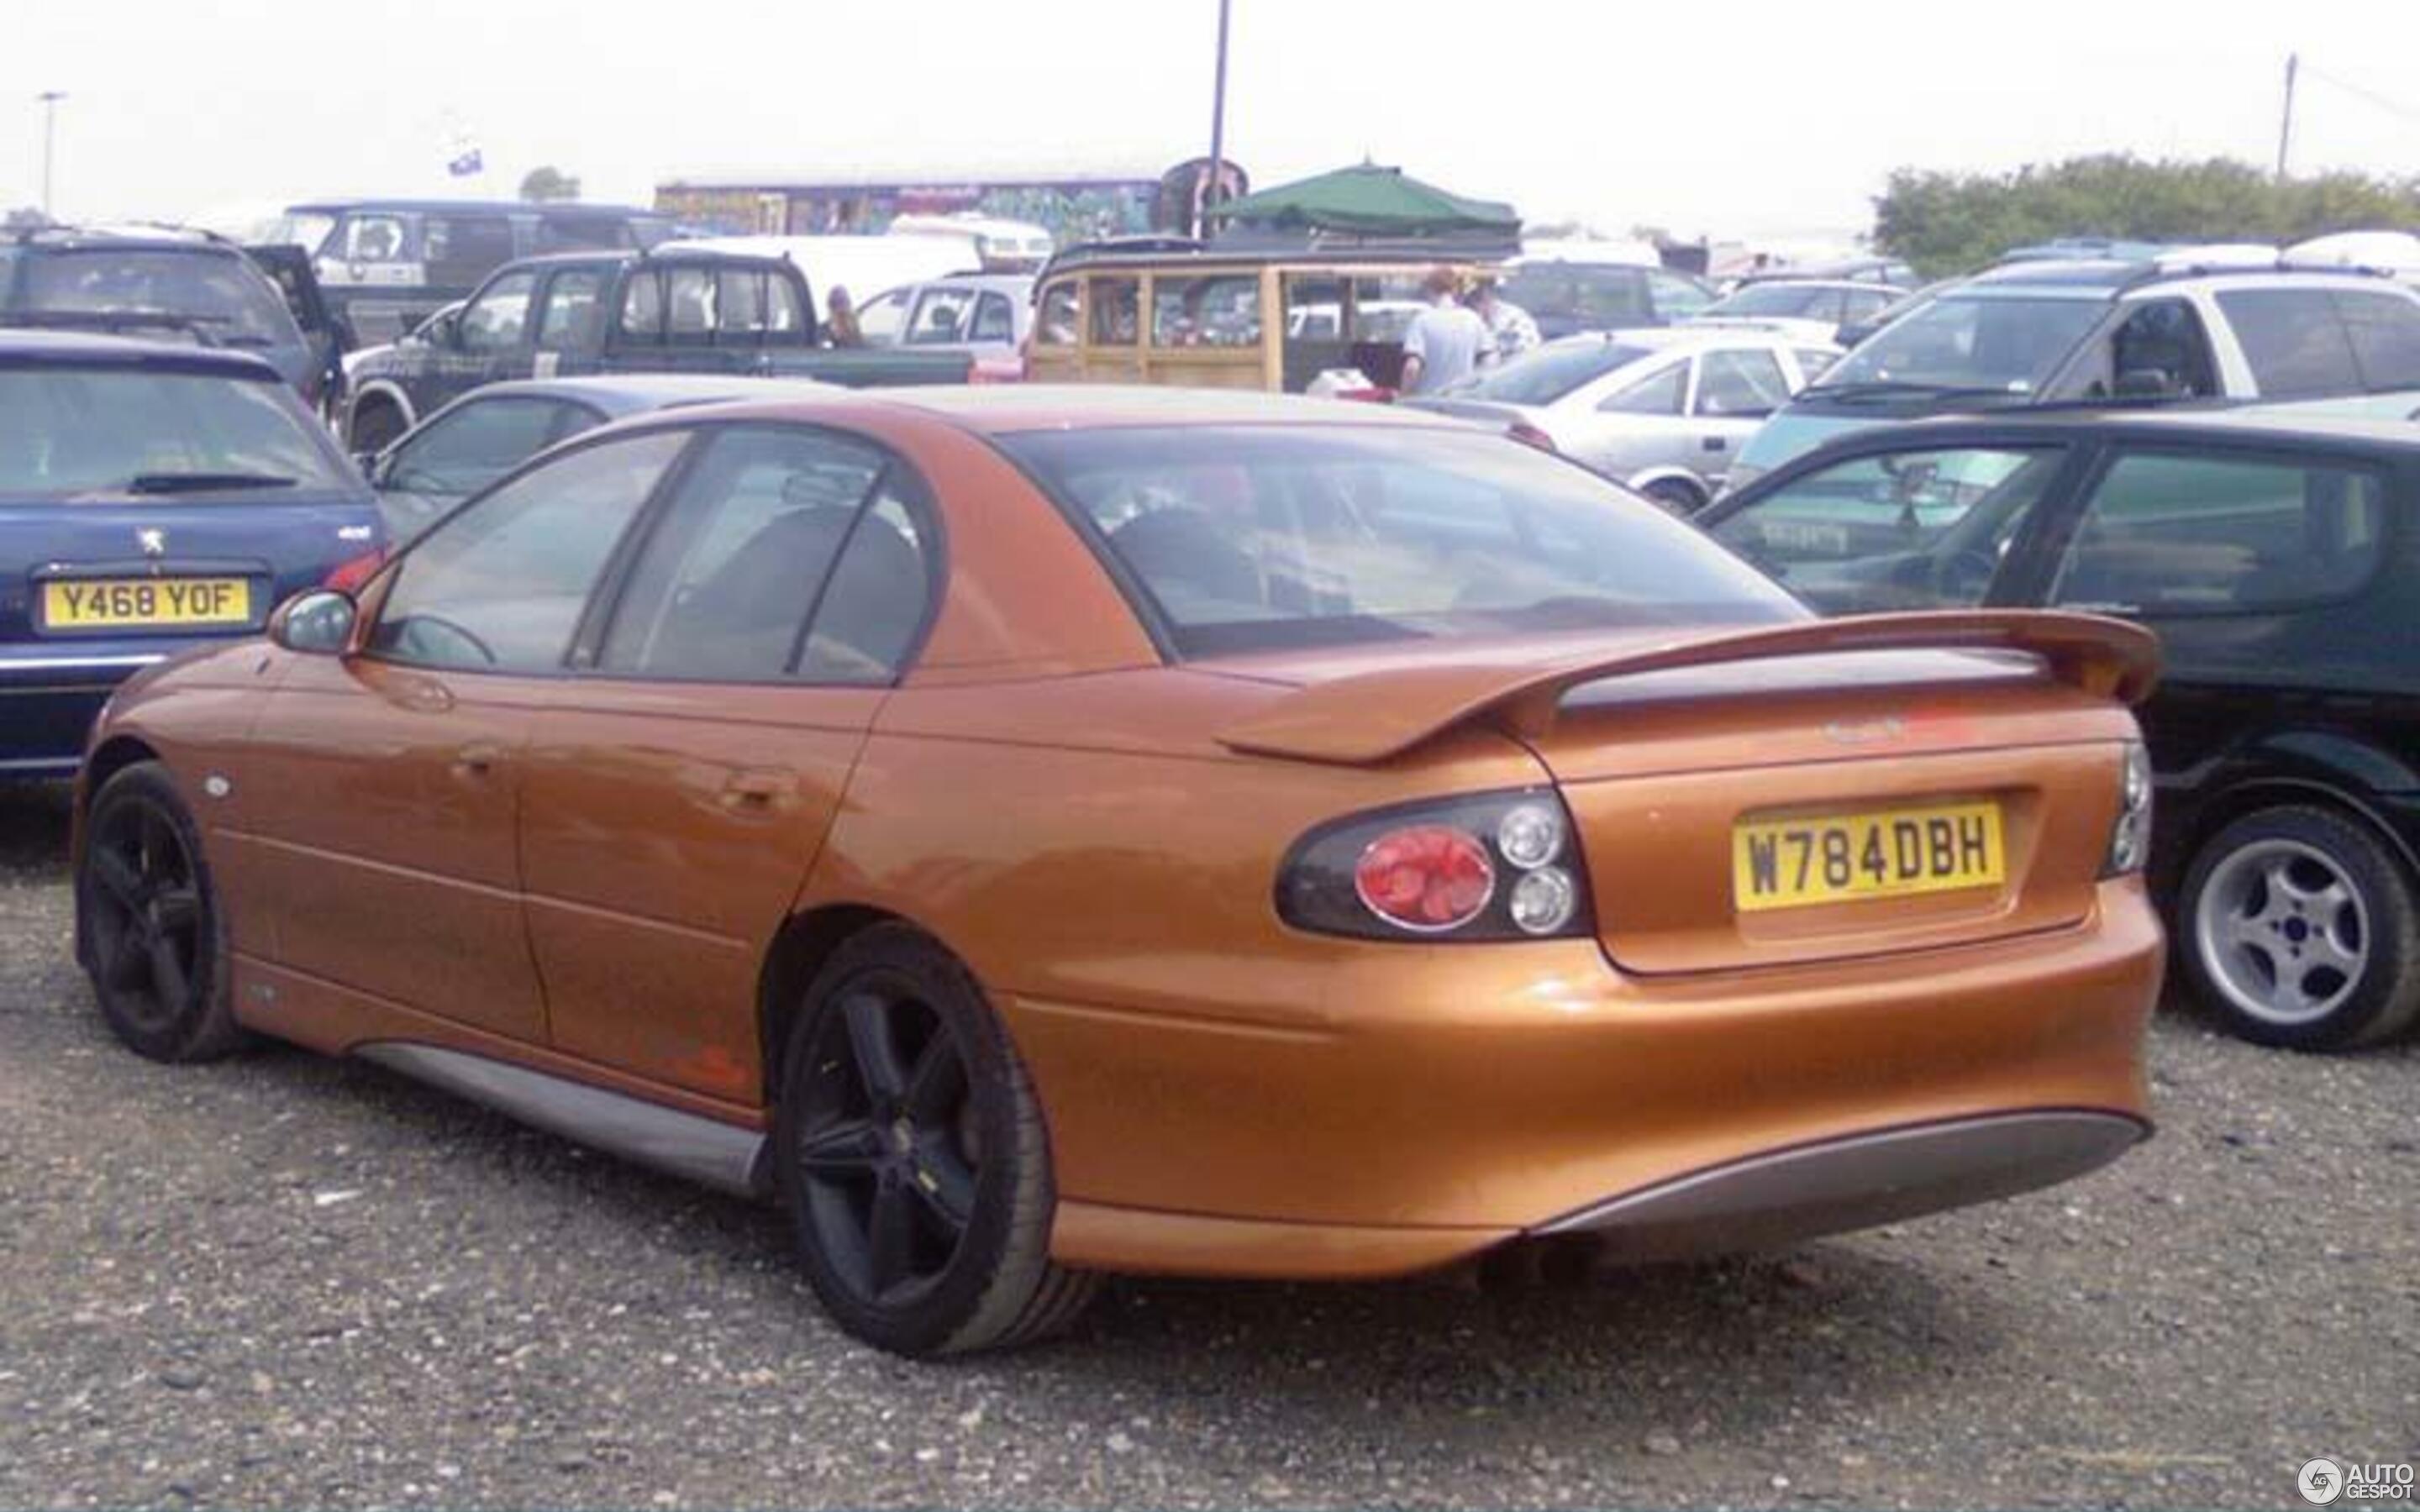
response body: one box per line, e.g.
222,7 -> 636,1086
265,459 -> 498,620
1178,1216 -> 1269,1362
71,388 -> 2164,1356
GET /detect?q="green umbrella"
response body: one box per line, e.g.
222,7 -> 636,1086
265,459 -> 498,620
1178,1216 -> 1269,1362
1205,162 -> 1519,237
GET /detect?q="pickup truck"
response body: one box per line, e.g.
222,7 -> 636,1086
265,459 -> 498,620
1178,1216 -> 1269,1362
341,248 -> 970,449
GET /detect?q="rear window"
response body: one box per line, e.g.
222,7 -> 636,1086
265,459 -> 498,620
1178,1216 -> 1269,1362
0,368 -> 349,498
13,250 -> 298,344
1001,425 -> 1802,657
1453,340 -> 1658,404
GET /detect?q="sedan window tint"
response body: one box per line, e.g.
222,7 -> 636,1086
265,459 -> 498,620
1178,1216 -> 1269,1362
2217,289 -> 2361,399
369,430 -> 687,673
596,426 -> 887,680
386,398 -> 590,500
2051,451 -> 2386,614
797,482 -> 937,684
1595,361 -> 1685,415
1708,446 -> 2063,614
2334,291 -> 2420,391
1692,349 -> 1791,417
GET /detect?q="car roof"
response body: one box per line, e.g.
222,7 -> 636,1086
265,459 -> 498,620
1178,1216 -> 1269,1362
0,328 -> 283,380
430,373 -> 840,416
892,272 -> 1034,295
3,228 -> 249,259
631,384 -> 1476,438
1716,279 -> 1899,295
1818,405 -> 2420,456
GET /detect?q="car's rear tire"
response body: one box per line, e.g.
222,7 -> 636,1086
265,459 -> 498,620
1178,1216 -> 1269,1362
772,923 -> 1098,1356
2178,806 -> 2420,1051
75,762 -> 245,1063
346,397 -> 406,454
1641,478 -> 1705,515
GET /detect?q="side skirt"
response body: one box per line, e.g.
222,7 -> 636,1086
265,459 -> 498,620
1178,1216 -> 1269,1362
356,1042 -> 771,1200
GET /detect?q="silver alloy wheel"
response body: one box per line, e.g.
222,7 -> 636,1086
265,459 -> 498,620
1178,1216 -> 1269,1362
2192,837 -> 2370,1026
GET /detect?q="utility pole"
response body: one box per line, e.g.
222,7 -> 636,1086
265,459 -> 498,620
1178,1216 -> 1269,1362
2275,53 -> 2297,182
1203,0 -> 1233,236
37,91 -> 66,218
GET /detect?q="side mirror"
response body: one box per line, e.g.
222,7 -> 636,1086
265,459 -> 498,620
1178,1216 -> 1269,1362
267,590 -> 357,656
2114,367 -> 2176,399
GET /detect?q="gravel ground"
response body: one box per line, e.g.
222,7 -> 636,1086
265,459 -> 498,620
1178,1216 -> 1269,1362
2,780 -> 2413,1511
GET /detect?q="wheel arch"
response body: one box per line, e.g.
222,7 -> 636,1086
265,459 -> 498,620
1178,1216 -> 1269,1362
2174,774 -> 2420,887
1624,466 -> 1709,509
755,902 -> 915,1103
81,734 -> 164,813
345,381 -> 416,445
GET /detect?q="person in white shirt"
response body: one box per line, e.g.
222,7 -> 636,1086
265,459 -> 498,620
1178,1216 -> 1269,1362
1397,265 -> 1491,394
1469,278 -> 1540,366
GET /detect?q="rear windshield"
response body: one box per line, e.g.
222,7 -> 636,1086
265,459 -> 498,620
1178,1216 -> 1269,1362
1002,425 -> 1803,657
1814,294 -> 2104,395
1449,340 -> 1658,404
12,249 -> 300,345
0,368 -> 349,498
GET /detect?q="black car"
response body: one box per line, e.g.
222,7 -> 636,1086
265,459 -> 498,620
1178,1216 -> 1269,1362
1697,408 -> 2420,1051
1,227 -> 342,409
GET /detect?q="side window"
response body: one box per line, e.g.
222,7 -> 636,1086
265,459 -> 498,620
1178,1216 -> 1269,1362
1596,363 -> 1686,415
1708,446 -> 2065,613
2107,298 -> 2217,396
716,268 -> 798,336
2050,451 -> 2386,613
385,398 -> 589,496
856,286 -> 909,344
1647,270 -> 1713,320
797,477 -> 938,684
906,287 -> 975,344
1152,275 -> 1261,348
1574,268 -> 1652,326
344,214 -> 410,264
535,215 -> 629,254
764,275 -> 806,335
1087,276 -> 1139,346
458,270 -> 539,352
2334,291 -> 2420,391
423,215 -> 516,282
971,291 -> 1015,344
371,430 -> 689,672
1035,281 -> 1080,347
535,269 -> 607,349
2217,289 -> 2360,399
597,427 -> 886,680
618,270 -> 664,339
1793,347 -> 1840,384
1693,349 -> 1791,417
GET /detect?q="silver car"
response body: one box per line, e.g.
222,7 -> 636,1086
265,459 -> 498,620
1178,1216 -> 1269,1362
1407,328 -> 1840,512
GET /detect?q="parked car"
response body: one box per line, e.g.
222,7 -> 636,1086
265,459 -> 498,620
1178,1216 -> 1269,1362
76,387 -> 2161,1356
1690,278 -> 1909,346
341,248 -> 971,450
1499,257 -> 1717,340
1835,277 -> 1960,349
1725,260 -> 2420,490
1698,408 -> 2420,1050
2,226 -> 341,410
360,373 -> 839,542
1,331 -> 384,779
856,272 -> 1033,381
1733,255 -> 1918,290
226,198 -> 677,346
1404,327 -> 1839,511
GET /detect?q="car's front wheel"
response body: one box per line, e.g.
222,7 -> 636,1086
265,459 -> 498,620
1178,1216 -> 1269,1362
76,762 -> 245,1063
773,924 -> 1097,1356
2179,806 -> 2420,1051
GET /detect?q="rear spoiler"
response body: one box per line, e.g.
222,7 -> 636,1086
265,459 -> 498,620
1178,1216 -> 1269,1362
1216,611 -> 2160,766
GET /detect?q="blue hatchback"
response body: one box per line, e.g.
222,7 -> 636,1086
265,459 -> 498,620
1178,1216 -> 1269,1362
1,332 -> 385,777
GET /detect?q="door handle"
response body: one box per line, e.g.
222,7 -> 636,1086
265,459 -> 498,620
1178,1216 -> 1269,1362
718,769 -> 792,812
1702,436 -> 1728,452
450,743 -> 506,780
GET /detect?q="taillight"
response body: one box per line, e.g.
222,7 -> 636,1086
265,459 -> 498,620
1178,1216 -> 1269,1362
2102,741 -> 2154,877
324,548 -> 388,595
968,355 -> 1026,384
1506,421 -> 1557,453
1332,386 -> 1396,403
1279,790 -> 1591,942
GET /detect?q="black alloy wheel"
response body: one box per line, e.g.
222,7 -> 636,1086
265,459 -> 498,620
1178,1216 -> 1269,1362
774,925 -> 1097,1356
76,763 -> 243,1062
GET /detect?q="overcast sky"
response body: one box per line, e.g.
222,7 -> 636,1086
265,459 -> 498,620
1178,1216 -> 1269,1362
6,0 -> 2417,241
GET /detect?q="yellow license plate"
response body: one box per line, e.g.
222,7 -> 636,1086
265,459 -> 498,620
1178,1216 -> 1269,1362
1733,801 -> 2005,912
43,577 -> 252,630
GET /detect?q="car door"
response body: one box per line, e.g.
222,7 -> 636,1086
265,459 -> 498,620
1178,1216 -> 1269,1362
1702,439 -> 2083,614
2028,443 -> 2396,781
233,428 -> 692,1042
1564,359 -> 1692,476
1690,347 -> 1796,471
530,265 -> 610,378
516,423 -> 940,1102
431,268 -> 541,408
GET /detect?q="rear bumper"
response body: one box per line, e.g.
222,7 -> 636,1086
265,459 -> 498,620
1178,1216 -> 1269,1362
0,653 -> 167,777
1025,879 -> 2163,1279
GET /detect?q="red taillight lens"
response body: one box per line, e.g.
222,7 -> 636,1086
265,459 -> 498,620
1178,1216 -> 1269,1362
324,548 -> 387,595
1353,824 -> 1496,932
1333,386 -> 1396,403
1507,421 -> 1556,453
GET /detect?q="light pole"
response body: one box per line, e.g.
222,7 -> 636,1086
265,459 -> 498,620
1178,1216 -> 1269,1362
1203,0 -> 1232,234
37,91 -> 66,219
